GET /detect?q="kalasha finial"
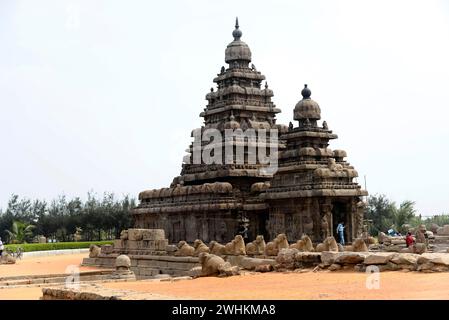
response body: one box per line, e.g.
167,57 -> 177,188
265,82 -> 268,89
301,84 -> 311,99
232,17 -> 242,40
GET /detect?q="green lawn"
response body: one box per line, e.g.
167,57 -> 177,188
5,241 -> 113,252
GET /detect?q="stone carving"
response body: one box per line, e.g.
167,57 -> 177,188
174,241 -> 195,257
289,234 -> 314,252
193,239 -> 210,256
120,230 -> 128,240
89,244 -> 101,258
265,233 -> 289,256
111,255 -> 135,279
224,235 -> 246,255
315,236 -> 339,252
245,235 -> 266,255
209,241 -> 226,255
198,252 -> 240,277
352,238 -> 368,252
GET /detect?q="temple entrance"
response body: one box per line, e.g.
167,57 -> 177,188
332,202 -> 347,243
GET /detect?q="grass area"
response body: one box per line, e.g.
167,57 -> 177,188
4,241 -> 113,252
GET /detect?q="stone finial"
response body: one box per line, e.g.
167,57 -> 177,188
301,84 -> 311,99
232,17 -> 242,40
265,82 -> 268,89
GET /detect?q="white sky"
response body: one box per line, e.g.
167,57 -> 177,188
1,0 -> 448,216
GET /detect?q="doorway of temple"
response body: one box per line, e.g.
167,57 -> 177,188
332,202 -> 348,243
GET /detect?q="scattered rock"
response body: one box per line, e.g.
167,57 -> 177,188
240,257 -> 276,270
328,264 -> 341,271
254,264 -> 273,273
275,248 -> 299,270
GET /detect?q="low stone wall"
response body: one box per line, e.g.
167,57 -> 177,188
83,254 -> 200,278
274,249 -> 449,273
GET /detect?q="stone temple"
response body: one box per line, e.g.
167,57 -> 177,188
133,19 -> 367,244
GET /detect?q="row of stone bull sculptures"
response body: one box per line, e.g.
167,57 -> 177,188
173,233 -> 371,257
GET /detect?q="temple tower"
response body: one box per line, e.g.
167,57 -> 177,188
263,85 -> 368,242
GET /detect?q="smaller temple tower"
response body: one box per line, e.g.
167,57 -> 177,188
263,85 -> 368,243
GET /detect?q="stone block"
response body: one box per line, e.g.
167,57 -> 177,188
334,252 -> 366,265
240,257 -> 276,270
320,251 -> 340,266
128,229 -> 145,241
328,263 -> 341,271
141,229 -> 166,240
294,252 -> 321,264
113,239 -> 123,249
126,240 -> 142,250
390,253 -> 419,265
364,252 -> 396,265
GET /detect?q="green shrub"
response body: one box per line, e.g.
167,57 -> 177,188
4,241 -> 113,252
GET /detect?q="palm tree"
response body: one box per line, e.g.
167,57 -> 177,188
5,221 -> 35,244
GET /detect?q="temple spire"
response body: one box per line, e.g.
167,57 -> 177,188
232,17 -> 242,40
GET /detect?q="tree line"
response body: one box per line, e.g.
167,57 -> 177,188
365,194 -> 449,235
1,191 -> 448,244
0,192 -> 135,243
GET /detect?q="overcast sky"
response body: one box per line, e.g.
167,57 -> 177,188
1,0 -> 448,216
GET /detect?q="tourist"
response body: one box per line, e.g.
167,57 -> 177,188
0,237 -> 4,256
405,232 -> 414,247
336,222 -> 345,245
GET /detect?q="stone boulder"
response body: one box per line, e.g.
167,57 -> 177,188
390,253 -> 419,265
295,252 -> 322,266
430,223 -> 440,233
275,248 -> 299,270
334,252 -> 367,265
352,238 -> 368,252
364,252 -> 396,265
320,251 -> 340,266
239,257 -> 276,271
254,264 -> 274,272
412,243 -> 427,254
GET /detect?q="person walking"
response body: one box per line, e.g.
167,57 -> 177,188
336,222 -> 345,245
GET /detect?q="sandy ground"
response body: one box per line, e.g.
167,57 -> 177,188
0,253 -> 101,278
103,271 -> 449,300
1,254 -> 449,300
